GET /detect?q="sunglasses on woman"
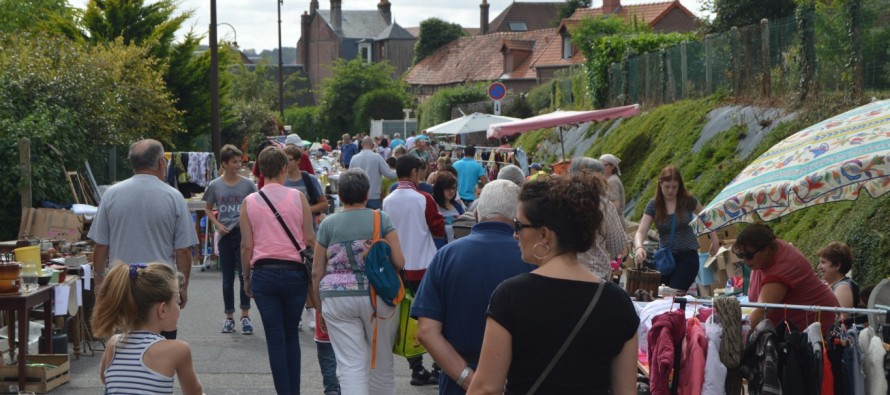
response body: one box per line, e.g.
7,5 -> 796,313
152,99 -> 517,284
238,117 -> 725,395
734,248 -> 762,260
513,218 -> 538,234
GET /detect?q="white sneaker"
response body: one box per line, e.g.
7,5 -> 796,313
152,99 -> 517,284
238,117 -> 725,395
308,308 -> 316,329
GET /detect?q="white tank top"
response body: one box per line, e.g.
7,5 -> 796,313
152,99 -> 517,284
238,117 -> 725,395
104,331 -> 174,394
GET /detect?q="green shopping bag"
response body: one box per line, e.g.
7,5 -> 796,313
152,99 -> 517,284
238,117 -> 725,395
392,290 -> 426,358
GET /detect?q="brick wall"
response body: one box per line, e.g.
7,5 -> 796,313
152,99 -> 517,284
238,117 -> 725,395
653,9 -> 697,33
307,19 -> 341,94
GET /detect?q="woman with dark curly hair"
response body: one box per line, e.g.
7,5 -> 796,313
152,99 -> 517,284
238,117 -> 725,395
468,173 -> 639,395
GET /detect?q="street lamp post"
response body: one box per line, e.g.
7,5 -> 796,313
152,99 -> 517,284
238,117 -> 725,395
277,0 -> 285,121
210,0 -> 220,161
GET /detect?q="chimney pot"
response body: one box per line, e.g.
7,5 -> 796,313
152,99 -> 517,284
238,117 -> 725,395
480,0 -> 490,35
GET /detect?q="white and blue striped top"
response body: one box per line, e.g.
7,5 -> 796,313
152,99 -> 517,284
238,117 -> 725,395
104,331 -> 175,394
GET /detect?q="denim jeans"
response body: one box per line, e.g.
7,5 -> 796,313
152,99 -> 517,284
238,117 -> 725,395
365,199 -> 382,210
316,341 -> 340,395
220,228 -> 250,314
252,268 -> 308,395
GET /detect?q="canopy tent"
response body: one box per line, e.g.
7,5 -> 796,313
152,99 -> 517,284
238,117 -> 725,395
486,105 -> 641,159
427,112 -> 520,135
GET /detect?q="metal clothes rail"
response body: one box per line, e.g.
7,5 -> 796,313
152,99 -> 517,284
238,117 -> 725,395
675,297 -> 890,316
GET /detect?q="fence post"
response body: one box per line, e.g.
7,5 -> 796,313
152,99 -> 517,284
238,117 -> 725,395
622,58 -> 630,105
730,26 -> 740,95
705,34 -> 713,94
662,49 -> 671,104
680,41 -> 688,99
847,0 -> 863,101
761,19 -> 771,99
644,53 -> 650,105
797,1 -> 816,103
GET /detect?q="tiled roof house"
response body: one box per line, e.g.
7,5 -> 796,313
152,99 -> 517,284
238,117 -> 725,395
297,0 -> 416,99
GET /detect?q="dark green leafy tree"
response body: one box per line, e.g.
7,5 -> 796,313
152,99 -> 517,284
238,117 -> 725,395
555,0 -> 591,25
284,106 -> 327,145
703,0 -> 796,33
82,0 -> 192,60
0,0 -> 83,39
353,88 -> 410,131
417,83 -> 489,129
413,18 -> 467,65
318,59 -> 406,139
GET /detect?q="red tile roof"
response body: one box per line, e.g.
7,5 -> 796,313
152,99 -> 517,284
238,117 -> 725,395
488,2 -> 563,34
566,1 -> 694,27
405,29 -> 556,86
530,32 -> 585,68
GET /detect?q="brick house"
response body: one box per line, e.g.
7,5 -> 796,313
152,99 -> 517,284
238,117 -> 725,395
297,0 -> 416,100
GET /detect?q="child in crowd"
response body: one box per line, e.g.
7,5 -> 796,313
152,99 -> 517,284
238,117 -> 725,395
92,262 -> 203,395
204,144 -> 257,334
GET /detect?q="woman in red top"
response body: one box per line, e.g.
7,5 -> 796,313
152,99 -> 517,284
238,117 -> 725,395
735,224 -> 839,332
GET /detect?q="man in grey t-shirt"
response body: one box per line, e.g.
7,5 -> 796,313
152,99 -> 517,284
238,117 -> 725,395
88,139 -> 198,325
348,137 -> 396,209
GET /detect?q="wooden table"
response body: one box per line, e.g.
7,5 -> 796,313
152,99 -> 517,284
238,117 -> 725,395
0,285 -> 54,391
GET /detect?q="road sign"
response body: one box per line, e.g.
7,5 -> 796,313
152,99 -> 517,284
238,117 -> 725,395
494,100 -> 502,115
488,82 -> 506,101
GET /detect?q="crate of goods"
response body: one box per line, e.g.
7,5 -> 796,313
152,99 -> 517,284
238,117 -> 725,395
0,354 -> 70,393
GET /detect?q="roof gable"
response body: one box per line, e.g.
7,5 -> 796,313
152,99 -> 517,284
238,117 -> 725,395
318,10 -> 389,39
374,23 -> 415,40
406,29 -> 556,86
488,2 -> 563,34
566,1 -> 691,28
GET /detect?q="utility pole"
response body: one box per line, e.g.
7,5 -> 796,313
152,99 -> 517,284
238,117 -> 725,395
278,0 -> 285,120
210,0 -> 221,160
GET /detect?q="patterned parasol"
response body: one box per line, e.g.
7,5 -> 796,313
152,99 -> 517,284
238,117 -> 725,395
693,99 -> 890,235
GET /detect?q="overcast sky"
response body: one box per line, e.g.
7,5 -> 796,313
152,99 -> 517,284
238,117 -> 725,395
68,0 -> 704,52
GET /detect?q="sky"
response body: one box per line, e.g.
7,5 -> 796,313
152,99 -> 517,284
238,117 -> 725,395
68,0 -> 705,52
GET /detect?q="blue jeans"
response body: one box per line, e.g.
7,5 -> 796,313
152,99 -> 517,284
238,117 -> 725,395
220,228 -> 250,314
366,199 -> 382,210
252,268 -> 308,395
316,341 -> 340,395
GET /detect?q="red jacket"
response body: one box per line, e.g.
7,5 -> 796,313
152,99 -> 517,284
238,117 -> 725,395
648,310 -> 686,395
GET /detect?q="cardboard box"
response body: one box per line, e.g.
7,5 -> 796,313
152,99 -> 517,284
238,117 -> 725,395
0,354 -> 70,393
18,208 -> 83,243
698,226 -> 739,251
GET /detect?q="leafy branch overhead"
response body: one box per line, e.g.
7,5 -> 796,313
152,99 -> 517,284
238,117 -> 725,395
413,18 -> 468,65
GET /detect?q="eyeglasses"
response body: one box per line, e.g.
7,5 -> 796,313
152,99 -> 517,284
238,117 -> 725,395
513,218 -> 538,234
735,248 -> 761,260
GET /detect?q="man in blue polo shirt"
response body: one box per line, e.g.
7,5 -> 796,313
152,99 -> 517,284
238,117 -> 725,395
452,145 -> 487,207
412,180 -> 533,394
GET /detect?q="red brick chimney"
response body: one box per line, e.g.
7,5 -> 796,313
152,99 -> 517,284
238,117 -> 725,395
331,0 -> 342,32
602,0 -> 621,14
378,0 -> 392,25
301,11 -> 311,66
310,0 -> 318,15
480,0 -> 490,35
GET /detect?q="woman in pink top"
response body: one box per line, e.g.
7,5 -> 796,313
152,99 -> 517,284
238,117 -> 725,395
240,146 -> 316,395
735,224 -> 839,332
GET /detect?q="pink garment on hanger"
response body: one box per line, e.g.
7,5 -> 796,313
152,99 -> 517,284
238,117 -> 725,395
678,317 -> 708,395
648,310 -> 686,395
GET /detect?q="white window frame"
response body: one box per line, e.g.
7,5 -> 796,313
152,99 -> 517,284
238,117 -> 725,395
358,43 -> 373,63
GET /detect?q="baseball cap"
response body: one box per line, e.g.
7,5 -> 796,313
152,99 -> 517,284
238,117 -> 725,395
284,133 -> 302,146
599,154 -> 621,176
530,163 -> 542,170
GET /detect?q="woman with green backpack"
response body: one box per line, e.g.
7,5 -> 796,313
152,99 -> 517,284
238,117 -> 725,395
310,169 -> 407,395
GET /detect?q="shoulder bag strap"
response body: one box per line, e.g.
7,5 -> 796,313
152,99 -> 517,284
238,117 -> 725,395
258,190 -> 303,254
373,210 -> 381,242
526,281 -> 607,395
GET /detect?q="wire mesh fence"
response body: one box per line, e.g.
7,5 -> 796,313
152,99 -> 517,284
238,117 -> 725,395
605,0 -> 890,107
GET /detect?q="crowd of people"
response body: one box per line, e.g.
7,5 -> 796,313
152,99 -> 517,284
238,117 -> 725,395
86,136 -> 874,395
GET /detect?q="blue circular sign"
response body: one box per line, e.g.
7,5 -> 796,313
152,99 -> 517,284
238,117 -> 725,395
488,82 -> 507,101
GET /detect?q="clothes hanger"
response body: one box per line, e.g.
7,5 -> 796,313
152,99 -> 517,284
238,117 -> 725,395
782,304 -> 792,334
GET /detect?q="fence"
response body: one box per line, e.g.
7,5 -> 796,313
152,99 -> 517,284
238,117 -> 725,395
606,0 -> 890,107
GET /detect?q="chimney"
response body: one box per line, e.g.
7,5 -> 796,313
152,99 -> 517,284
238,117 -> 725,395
602,0 -> 621,14
310,0 -> 318,16
378,0 -> 392,25
480,0 -> 490,35
301,11 -> 311,66
331,0 -> 342,32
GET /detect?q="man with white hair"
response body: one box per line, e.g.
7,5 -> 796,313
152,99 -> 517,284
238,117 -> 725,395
390,133 -> 405,151
413,180 -> 534,393
349,137 -> 397,209
496,165 -> 525,187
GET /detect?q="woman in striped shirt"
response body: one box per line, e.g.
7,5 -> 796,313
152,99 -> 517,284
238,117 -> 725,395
92,262 -> 203,395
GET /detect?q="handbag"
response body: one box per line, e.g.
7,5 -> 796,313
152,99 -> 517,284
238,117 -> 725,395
527,281 -> 606,395
392,289 -> 427,358
653,214 -> 677,275
257,190 -> 313,276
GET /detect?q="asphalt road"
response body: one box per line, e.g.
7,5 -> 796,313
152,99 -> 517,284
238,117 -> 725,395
55,264 -> 441,394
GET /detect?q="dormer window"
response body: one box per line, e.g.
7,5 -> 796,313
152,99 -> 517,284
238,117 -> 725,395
358,43 -> 372,63
508,22 -> 528,32
562,35 -> 572,59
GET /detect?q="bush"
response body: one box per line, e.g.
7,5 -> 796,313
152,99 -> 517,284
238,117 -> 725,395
417,83 -> 488,129
353,88 -> 410,131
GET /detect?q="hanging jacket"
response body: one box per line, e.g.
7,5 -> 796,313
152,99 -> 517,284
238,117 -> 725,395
846,326 -> 866,395
806,322 -> 834,395
776,321 -> 818,395
740,319 -> 782,395
678,317 -> 708,395
648,310 -> 686,395
826,322 -> 848,395
702,316 -> 727,395
859,327 -> 888,395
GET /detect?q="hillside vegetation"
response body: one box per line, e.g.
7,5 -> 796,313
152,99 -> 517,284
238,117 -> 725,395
516,96 -> 890,288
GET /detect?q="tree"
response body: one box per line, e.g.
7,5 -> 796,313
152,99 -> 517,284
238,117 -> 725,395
0,0 -> 82,39
318,59 -> 406,139
555,0 -> 591,26
353,88 -> 410,131
0,32 -> 182,239
82,0 -> 192,60
703,0 -> 796,33
417,83 -> 488,129
413,18 -> 467,65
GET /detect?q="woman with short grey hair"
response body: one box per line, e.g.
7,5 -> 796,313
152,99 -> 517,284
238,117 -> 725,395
496,165 -> 525,187
310,168 -> 407,395
569,157 -> 627,279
